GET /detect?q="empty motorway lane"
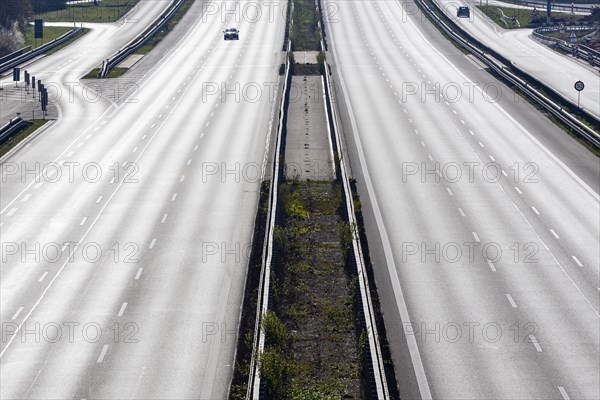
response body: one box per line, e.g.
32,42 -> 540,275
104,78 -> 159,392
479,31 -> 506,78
325,0 -> 599,398
1,0 -> 286,397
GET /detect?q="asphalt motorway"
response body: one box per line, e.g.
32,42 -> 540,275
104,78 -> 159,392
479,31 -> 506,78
437,0 -> 600,118
325,0 -> 599,398
0,0 -> 286,398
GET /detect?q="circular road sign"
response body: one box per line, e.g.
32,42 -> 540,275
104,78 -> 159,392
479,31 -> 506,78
574,80 -> 585,91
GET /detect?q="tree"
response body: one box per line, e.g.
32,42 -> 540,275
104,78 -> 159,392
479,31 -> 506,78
0,0 -> 33,31
31,0 -> 68,13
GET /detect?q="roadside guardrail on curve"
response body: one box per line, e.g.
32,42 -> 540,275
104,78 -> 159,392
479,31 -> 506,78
421,0 -> 600,148
0,29 -> 82,75
99,0 -> 183,78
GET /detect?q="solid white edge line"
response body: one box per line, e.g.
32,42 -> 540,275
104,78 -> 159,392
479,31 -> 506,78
328,12 -> 433,398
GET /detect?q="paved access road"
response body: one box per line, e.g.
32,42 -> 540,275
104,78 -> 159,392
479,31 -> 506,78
435,0 -> 600,118
1,0 -> 286,397
325,0 -> 599,398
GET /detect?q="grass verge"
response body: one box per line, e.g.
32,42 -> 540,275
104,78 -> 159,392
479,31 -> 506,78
290,0 -> 321,50
24,26 -> 71,48
261,179 -> 365,399
134,0 -> 193,55
34,0 -> 139,23
477,5 -> 585,29
81,67 -> 127,79
0,120 -> 48,158
229,181 -> 271,399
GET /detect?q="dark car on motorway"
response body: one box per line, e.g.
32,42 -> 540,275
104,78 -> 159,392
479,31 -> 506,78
457,6 -> 470,18
223,28 -> 239,40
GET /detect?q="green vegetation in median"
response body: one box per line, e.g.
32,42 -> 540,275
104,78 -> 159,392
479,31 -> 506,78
261,179 -> 365,399
81,66 -> 127,79
35,0 -> 139,23
24,25 -> 71,48
0,119 -> 48,158
134,0 -> 193,55
290,0 -> 320,50
477,5 -> 587,29
229,181 -> 271,399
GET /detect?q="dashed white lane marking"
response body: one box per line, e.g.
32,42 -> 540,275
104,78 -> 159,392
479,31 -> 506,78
134,268 -> 143,280
502,170 -> 508,177
158,114 -> 163,119
515,187 -> 523,195
38,271 -> 49,283
93,127 -> 101,132
487,260 -> 497,271
110,178 -> 116,184
506,294 -> 517,308
194,145 -> 199,151
97,345 -> 109,363
550,229 -> 560,239
117,302 -> 128,317
151,124 -> 156,129
161,214 -> 168,223
171,193 -> 177,201
558,386 -> 570,400
142,135 -> 147,140
460,119 -> 465,124
420,141 -> 426,147
34,182 -> 43,190
428,155 -> 434,161
478,142 -> 484,148
489,155 -> 495,161
531,206 -> 540,215
80,217 -> 88,226
469,130 -> 474,135
408,118 -> 413,124
149,238 -> 156,249
529,335 -> 542,352
96,196 -> 103,204
11,306 -> 24,320
458,208 -> 465,217
472,232 -> 480,242
452,110 -> 457,115
571,256 -> 583,267
66,151 -> 74,157
132,147 -> 138,153
180,175 -> 185,182
165,105 -> 170,109
76,143 -> 83,148
21,194 -> 31,202
47,170 -> 57,178
205,122 -> 210,127
187,159 -> 192,166
446,188 -> 453,196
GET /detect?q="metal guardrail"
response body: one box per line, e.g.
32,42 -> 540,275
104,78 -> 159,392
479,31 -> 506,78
0,117 -> 32,145
322,51 -> 391,400
317,5 -> 390,397
532,26 -> 600,66
0,46 -> 32,65
0,29 -> 82,75
509,0 -> 595,13
99,0 -> 183,78
247,37 -> 292,400
425,0 -> 600,148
